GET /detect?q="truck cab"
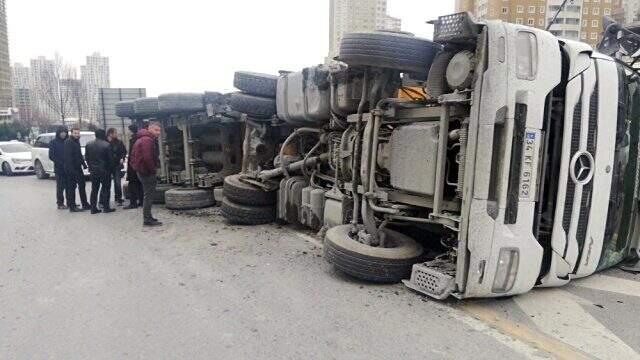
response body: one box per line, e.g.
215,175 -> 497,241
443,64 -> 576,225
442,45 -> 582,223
405,13 -> 640,299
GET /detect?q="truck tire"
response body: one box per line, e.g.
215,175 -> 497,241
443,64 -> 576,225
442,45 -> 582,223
158,93 -> 205,113
221,198 -> 276,225
223,174 -> 277,206
233,72 -> 278,98
153,183 -> 176,205
324,225 -> 424,283
339,32 -> 442,75
204,91 -> 225,106
115,100 -> 136,118
228,92 -> 276,119
165,188 -> 215,210
134,97 -> 160,118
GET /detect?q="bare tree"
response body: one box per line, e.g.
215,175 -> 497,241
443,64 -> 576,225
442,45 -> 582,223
33,53 -> 76,125
69,79 -> 89,129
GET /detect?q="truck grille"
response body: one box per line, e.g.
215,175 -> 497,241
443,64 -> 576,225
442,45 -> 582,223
574,82 -> 599,271
559,73 -> 599,264
562,99 -> 582,242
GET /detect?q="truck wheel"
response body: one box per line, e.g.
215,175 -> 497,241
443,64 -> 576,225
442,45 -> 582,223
324,225 -> 424,283
34,160 -> 49,179
165,188 -> 215,210
158,93 -> 205,113
223,174 -> 277,206
134,97 -> 161,118
339,32 -> 442,75
228,92 -> 276,119
221,198 -> 276,225
153,183 -> 176,205
2,162 -> 12,176
115,100 -> 136,118
233,72 -> 278,98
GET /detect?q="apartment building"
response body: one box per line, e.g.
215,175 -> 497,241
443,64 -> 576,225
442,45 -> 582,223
455,0 -> 614,48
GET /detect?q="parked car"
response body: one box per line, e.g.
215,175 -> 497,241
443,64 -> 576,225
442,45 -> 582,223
0,141 -> 34,175
31,131 -> 95,179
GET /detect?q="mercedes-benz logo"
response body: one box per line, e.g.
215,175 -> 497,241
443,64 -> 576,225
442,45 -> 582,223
570,151 -> 595,185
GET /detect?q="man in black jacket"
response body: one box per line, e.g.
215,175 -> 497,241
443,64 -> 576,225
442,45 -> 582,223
85,129 -> 115,214
64,127 -> 90,212
107,128 -> 127,206
124,124 -> 143,209
48,126 -> 68,209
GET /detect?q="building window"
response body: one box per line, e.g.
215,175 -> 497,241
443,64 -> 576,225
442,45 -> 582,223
502,7 -> 508,14
540,6 -> 545,14
529,6 -> 535,13
593,7 -> 599,14
592,19 -> 599,27
517,5 -> 524,13
582,32 -> 587,39
516,18 -> 523,24
528,18 -> 535,25
591,32 -> 598,39
583,20 -> 587,27
604,8 -> 610,15
584,7 -> 589,14
539,18 -> 545,26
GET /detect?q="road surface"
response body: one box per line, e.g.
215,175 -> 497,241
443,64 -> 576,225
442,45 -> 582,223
1,176 -> 639,359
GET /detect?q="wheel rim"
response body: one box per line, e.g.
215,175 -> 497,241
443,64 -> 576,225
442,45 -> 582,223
2,163 -> 9,174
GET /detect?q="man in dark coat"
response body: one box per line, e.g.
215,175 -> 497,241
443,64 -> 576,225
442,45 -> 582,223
131,121 -> 162,226
124,124 -> 144,209
85,129 -> 115,214
64,127 -> 90,212
48,126 -> 68,209
107,128 -> 127,206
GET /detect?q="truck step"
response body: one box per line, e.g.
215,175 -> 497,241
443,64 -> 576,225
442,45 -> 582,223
403,260 -> 456,300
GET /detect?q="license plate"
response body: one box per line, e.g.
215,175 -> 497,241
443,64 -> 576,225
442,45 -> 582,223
519,130 -> 540,201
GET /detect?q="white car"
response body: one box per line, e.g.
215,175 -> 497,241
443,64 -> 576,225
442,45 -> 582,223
31,131 -> 95,179
0,141 -> 35,175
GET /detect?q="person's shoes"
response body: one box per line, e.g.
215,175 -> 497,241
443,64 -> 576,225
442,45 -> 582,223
57,205 -> 68,210
69,207 -> 82,213
143,219 -> 163,227
116,201 -> 124,206
123,204 -> 138,210
82,204 -> 91,211
102,208 -> 116,213
90,208 -> 101,214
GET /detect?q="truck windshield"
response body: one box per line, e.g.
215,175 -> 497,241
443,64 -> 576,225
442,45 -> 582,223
0,143 -> 31,153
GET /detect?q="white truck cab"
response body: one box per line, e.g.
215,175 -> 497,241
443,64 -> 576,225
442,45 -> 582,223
404,13 -> 640,299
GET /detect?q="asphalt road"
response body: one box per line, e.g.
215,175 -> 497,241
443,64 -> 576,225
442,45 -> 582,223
1,176 -> 639,359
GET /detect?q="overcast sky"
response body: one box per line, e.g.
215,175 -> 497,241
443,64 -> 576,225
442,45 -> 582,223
8,0 -> 454,96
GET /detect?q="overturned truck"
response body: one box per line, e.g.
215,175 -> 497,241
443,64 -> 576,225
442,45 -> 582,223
223,13 -> 640,299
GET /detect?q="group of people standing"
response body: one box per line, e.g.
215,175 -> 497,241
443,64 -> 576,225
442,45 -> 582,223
48,121 -> 164,227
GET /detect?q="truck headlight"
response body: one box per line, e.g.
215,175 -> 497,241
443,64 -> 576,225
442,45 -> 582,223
492,248 -> 519,293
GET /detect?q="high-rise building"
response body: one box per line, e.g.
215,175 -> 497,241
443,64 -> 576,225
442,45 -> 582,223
611,0 -> 640,25
328,0 -> 402,60
29,56 -> 57,120
11,63 -> 31,122
455,0 -> 613,48
81,52 -> 110,122
0,0 -> 12,110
